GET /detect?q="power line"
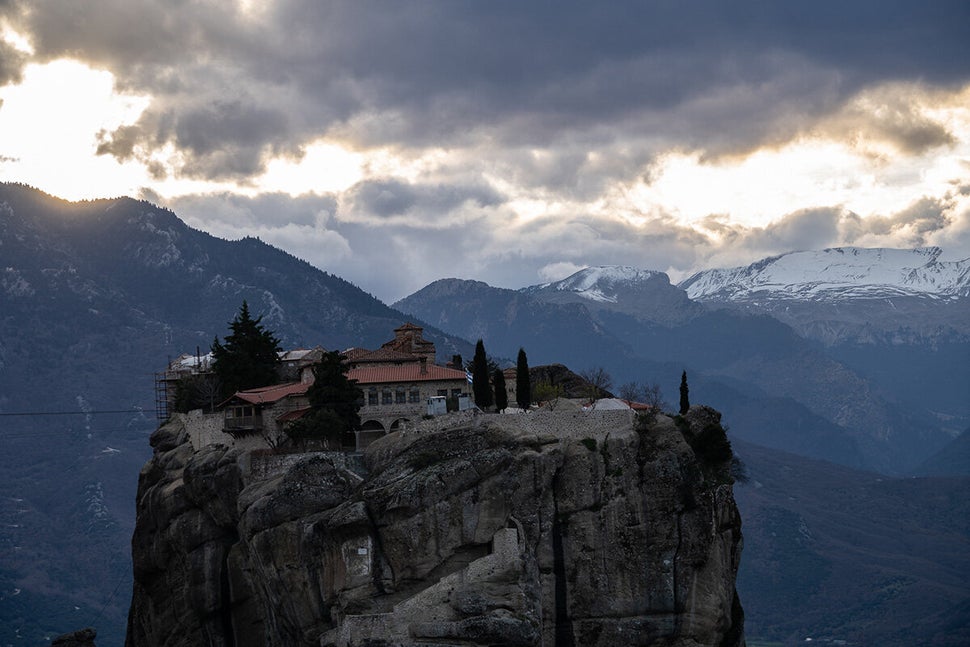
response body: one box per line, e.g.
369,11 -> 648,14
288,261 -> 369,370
0,408 -> 152,417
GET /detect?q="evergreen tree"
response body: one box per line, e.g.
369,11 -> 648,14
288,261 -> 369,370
493,368 -> 508,412
211,301 -> 282,398
515,348 -> 531,410
679,370 -> 690,414
471,339 -> 493,410
287,351 -> 362,448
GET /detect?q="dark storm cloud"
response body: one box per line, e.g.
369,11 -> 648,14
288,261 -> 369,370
343,179 -> 504,221
0,39 -> 26,86
699,200 -> 955,260
750,208 -> 842,251
8,0 -> 970,180
815,86 -> 957,156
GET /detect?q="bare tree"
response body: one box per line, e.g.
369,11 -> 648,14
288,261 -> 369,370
643,383 -> 665,411
619,381 -> 642,404
580,367 -> 613,408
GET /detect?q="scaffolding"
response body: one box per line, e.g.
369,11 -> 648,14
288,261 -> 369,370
154,372 -> 171,423
154,351 -> 215,423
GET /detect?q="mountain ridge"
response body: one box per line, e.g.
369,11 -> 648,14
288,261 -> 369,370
397,262 -> 956,475
679,246 -> 970,302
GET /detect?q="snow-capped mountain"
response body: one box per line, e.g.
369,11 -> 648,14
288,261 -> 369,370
679,247 -> 970,302
524,265 -> 702,325
534,266 -> 667,303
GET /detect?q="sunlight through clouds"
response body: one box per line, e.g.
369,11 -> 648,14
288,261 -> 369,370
0,60 -> 150,200
259,141 -> 364,195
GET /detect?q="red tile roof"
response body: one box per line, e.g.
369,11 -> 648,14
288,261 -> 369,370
226,382 -> 309,406
277,407 -> 311,422
347,364 -> 468,385
341,347 -> 371,361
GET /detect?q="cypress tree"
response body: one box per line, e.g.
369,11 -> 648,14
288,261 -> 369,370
493,368 -> 508,412
679,370 -> 690,415
288,351 -> 362,448
211,300 -> 282,398
515,348 -> 531,410
471,339 -> 493,410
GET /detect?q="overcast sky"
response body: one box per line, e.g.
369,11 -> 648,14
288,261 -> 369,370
2,1 -> 969,302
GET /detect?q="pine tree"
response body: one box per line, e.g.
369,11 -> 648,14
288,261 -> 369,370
471,339 -> 493,410
287,351 -> 362,448
515,348 -> 531,410
211,300 -> 282,398
679,370 -> 690,415
493,368 -> 508,412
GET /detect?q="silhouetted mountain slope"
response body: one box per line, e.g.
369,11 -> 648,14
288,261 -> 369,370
0,183 -> 473,645
915,428 -> 970,476
393,277 -> 638,368
735,439 -> 970,646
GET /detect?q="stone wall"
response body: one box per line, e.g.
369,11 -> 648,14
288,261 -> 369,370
179,410 -> 232,450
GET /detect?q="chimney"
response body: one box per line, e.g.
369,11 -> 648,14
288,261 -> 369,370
420,356 -> 428,375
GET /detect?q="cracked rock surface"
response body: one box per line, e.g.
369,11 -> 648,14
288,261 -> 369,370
126,410 -> 744,646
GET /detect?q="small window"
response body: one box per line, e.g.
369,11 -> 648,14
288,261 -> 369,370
382,388 -> 393,405
228,405 -> 253,418
437,389 -> 448,396
408,388 -> 421,403
395,387 -> 406,404
451,388 -> 462,397
368,387 -> 378,406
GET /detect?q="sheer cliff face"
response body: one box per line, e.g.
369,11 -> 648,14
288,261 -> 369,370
126,410 -> 744,647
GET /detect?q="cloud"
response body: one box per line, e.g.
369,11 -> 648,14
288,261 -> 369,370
6,1 -> 970,301
340,178 -> 504,225
814,84 -> 956,156
840,197 -> 953,247
538,262 -> 588,283
167,191 -> 338,230
749,207 -> 843,251
162,184 -> 970,304
10,1 -> 970,181
0,38 -> 27,86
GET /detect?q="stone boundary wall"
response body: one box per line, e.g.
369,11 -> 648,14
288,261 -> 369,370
180,406 -> 639,453
178,405 -> 639,482
487,407 -> 637,438
395,407 -> 636,438
178,410 -> 232,450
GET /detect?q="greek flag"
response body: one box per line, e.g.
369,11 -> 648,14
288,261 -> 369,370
466,370 -> 474,384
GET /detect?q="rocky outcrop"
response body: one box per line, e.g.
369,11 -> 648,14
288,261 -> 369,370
126,408 -> 744,646
52,628 -> 97,647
